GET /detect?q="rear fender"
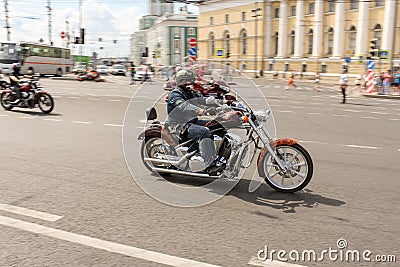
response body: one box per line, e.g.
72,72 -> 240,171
257,138 -> 298,178
1,90 -> 11,93
138,125 -> 162,141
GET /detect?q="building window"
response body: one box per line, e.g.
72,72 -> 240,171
308,29 -> 313,54
224,32 -> 230,54
210,17 -> 214,25
309,3 -> 315,14
188,28 -> 195,35
240,29 -> 247,55
274,32 -> 278,55
375,0 -> 384,7
291,6 -> 296,16
174,27 -> 180,35
174,39 -> 180,53
349,26 -> 356,53
327,28 -> 334,55
274,8 -> 279,18
328,1 -> 335,12
290,30 -> 295,54
242,11 -> 246,21
209,33 -> 215,56
225,14 -> 229,23
350,0 -> 358,10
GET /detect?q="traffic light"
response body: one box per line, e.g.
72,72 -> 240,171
152,51 -> 156,58
369,38 -> 378,58
79,28 -> 85,44
226,52 -> 230,58
113,40 -> 117,44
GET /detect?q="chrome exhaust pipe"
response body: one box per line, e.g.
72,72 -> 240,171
151,167 -> 221,179
143,157 -> 180,165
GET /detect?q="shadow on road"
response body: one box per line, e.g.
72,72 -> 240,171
151,174 -> 345,213
9,110 -> 62,117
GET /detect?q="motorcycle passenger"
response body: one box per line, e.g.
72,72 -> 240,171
167,69 -> 224,175
9,63 -> 22,104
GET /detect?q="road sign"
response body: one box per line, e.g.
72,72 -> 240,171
188,38 -> 197,47
61,31 -> 65,39
345,57 -> 351,64
190,55 -> 196,62
346,49 -> 352,56
216,48 -> 225,58
189,47 -> 197,56
379,49 -> 390,60
367,60 -> 375,70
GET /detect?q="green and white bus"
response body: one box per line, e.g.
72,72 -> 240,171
0,41 -> 73,75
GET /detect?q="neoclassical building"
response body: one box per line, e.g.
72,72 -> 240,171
198,0 -> 400,74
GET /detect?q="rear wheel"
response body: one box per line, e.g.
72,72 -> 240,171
261,143 -> 313,193
1,92 -> 14,110
38,93 -> 54,114
141,137 -> 172,172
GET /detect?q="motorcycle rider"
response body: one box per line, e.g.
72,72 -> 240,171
9,63 -> 22,104
167,69 -> 224,175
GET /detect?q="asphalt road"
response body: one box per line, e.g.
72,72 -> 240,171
0,74 -> 398,267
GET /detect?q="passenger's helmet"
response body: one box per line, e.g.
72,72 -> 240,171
175,69 -> 196,87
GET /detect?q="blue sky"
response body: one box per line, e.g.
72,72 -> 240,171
1,0 -> 198,57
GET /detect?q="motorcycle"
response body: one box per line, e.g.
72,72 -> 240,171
77,70 -> 104,82
0,78 -> 54,114
138,98 -> 313,193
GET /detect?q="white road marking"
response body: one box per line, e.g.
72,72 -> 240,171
89,98 -> 101,101
288,106 -> 304,109
72,121 -> 93,124
43,118 -> 62,122
300,140 -> 328,145
390,118 -> 400,121
333,114 -> 350,118
139,119 -> 148,123
130,100 -> 143,103
343,109 -> 361,113
68,97 -> 80,99
109,99 -> 121,102
306,113 -> 322,115
248,257 -> 306,267
0,215 -> 220,267
370,111 -> 388,115
104,124 -> 124,127
19,116 -> 35,119
0,203 -> 62,222
361,117 -> 379,120
346,144 -> 379,149
0,114 -> 9,117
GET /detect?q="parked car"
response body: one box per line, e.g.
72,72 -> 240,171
135,67 -> 154,81
72,64 -> 86,75
96,65 -> 109,75
109,64 -> 127,75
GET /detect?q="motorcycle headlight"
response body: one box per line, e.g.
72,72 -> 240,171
254,109 -> 270,122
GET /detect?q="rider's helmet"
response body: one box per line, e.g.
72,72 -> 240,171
12,63 -> 21,74
175,69 -> 196,88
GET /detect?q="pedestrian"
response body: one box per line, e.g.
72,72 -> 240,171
314,72 -> 321,91
394,70 -> 400,95
339,70 -> 349,104
286,72 -> 297,90
129,63 -> 136,85
382,70 -> 393,95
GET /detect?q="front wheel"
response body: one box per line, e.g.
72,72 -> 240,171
261,143 -> 313,193
38,93 -> 54,114
1,92 -> 14,110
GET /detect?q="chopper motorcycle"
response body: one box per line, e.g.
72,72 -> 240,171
138,98 -> 313,193
1,78 -> 54,114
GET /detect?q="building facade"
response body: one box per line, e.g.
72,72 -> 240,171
198,0 -> 400,74
148,0 -> 174,16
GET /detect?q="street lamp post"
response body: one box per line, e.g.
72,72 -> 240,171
252,4 -> 261,78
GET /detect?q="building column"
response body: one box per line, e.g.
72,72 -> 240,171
332,0 -> 345,58
277,0 -> 288,58
264,1 -> 272,57
293,0 -> 305,58
355,1 -> 370,58
382,0 -> 397,51
312,0 -> 324,57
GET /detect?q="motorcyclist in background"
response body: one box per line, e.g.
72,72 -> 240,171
167,69 -> 225,175
9,63 -> 22,104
